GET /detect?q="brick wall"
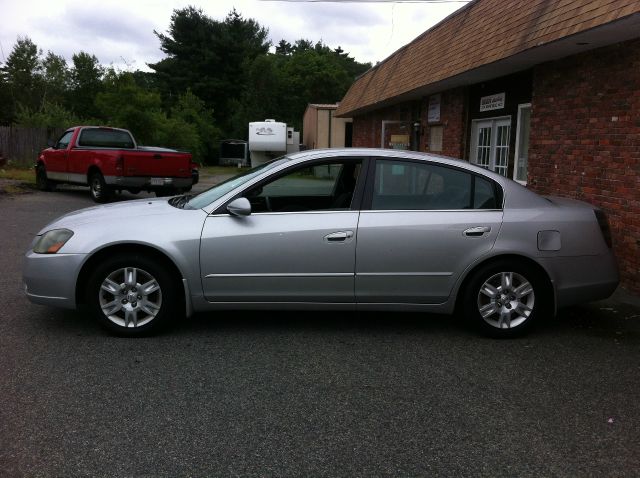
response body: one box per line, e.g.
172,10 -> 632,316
422,88 -> 466,158
352,103 -> 413,148
352,89 -> 466,159
529,39 -> 640,292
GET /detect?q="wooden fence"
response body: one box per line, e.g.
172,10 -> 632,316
0,126 -> 64,167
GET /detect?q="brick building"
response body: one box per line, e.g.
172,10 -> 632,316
336,0 -> 640,292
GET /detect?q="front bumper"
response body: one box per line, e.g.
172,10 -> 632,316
23,251 -> 87,309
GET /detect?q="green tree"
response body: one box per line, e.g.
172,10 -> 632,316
15,101 -> 80,129
42,52 -> 69,107
1,36 -> 43,120
234,40 -> 370,134
169,89 -> 221,162
70,51 -> 104,118
95,70 -> 218,162
95,69 -> 163,143
275,39 -> 292,56
150,7 -> 270,134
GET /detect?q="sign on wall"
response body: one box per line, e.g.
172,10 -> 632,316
389,134 -> 410,150
479,92 -> 505,112
427,94 -> 441,123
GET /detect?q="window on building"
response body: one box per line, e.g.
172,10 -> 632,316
470,117 -> 511,177
429,126 -> 443,152
513,104 -> 531,184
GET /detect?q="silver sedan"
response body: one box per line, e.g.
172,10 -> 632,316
23,149 -> 619,337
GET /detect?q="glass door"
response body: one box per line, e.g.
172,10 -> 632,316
470,117 -> 511,177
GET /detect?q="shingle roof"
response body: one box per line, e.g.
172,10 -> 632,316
335,0 -> 640,117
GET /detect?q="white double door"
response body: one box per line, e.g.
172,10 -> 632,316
471,117 -> 511,177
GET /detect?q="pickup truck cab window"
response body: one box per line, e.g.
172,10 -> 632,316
77,128 -> 135,149
55,131 -> 74,150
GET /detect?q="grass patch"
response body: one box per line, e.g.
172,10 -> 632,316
200,165 -> 243,176
0,167 -> 35,184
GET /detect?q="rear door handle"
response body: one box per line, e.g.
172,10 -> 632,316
464,226 -> 491,237
324,231 -> 354,242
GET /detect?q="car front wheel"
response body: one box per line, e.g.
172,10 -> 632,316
463,260 -> 549,338
87,254 -> 178,336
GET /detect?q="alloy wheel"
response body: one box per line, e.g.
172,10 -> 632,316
476,271 -> 535,329
98,267 -> 162,328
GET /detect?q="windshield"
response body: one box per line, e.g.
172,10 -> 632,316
186,158 -> 288,209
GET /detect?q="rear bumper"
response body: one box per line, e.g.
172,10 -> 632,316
539,252 -> 619,308
104,176 -> 193,189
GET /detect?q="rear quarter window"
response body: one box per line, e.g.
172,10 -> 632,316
78,129 -> 134,148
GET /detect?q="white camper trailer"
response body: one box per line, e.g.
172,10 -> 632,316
248,119 -> 300,167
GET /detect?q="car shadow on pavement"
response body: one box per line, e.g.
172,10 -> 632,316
28,296 -> 640,342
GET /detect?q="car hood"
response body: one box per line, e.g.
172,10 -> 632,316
39,197 -> 181,233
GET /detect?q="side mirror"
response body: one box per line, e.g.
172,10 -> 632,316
47,139 -> 56,148
227,197 -> 251,217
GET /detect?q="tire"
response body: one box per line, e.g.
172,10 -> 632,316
462,260 -> 550,338
89,171 -> 111,203
86,253 -> 180,337
35,164 -> 56,192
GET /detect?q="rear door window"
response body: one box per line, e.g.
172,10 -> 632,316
371,159 -> 499,210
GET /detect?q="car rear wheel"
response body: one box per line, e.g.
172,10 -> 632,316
89,171 -> 111,203
463,260 -> 549,338
36,164 -> 56,191
87,254 -> 178,336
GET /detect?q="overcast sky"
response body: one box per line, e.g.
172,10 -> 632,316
0,0 -> 467,70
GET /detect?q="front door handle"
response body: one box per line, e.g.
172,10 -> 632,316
464,226 -> 491,237
324,231 -> 354,242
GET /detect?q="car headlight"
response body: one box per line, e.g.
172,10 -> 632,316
33,229 -> 74,254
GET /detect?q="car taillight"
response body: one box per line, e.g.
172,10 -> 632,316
190,161 -> 199,171
594,209 -> 613,248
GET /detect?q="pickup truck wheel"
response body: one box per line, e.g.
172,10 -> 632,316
87,254 -> 178,336
89,172 -> 111,203
36,164 -> 56,192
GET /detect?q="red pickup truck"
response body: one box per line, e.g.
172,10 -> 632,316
36,126 -> 198,202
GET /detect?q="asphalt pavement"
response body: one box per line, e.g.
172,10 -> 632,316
1,184 -> 639,477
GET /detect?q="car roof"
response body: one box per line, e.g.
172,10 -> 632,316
287,148 -> 497,180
